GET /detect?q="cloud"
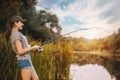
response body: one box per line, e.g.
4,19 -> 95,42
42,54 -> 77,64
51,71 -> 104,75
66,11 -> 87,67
61,24 -> 111,39
39,0 -> 120,39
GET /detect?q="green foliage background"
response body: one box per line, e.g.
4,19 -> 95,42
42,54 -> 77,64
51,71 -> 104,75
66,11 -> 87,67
0,0 -> 61,41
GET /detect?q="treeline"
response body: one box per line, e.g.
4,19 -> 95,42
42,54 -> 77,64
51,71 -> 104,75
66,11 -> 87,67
0,0 -> 61,41
69,29 -> 120,53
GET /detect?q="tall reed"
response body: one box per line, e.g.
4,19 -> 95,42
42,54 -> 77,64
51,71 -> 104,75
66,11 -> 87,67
0,33 -> 21,80
0,33 -> 73,80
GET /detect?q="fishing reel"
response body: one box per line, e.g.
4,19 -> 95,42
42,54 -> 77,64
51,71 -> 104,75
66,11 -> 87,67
38,47 -> 44,52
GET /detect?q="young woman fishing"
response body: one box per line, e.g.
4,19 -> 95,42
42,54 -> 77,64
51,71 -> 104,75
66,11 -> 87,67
6,15 -> 40,80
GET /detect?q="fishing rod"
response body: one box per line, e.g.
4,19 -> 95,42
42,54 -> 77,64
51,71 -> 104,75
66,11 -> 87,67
38,27 -> 110,52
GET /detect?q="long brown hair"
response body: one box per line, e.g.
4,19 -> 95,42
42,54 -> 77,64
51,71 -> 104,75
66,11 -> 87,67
5,21 -> 14,41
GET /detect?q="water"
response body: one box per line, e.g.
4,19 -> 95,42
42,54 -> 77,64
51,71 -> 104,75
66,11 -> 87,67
70,64 -> 116,80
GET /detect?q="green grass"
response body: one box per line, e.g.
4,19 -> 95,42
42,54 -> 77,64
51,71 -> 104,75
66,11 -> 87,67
0,33 -> 73,80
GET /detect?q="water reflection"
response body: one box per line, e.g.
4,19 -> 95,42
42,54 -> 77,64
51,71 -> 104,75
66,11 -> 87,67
70,64 -> 116,80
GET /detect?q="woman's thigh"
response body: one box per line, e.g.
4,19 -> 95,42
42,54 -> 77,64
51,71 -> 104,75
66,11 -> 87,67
21,68 -> 32,80
31,66 -> 39,80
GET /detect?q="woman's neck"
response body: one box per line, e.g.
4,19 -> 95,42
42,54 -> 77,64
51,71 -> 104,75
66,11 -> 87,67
12,26 -> 18,31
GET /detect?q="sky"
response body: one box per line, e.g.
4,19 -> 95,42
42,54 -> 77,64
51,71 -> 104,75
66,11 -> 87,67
36,0 -> 120,39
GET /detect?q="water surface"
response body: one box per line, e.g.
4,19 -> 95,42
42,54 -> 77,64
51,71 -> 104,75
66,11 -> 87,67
70,64 -> 116,80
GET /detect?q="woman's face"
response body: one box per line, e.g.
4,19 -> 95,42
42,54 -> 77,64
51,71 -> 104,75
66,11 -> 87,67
15,21 -> 24,30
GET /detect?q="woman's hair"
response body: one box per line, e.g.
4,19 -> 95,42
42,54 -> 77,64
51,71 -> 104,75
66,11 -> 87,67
5,21 -> 14,41
5,15 -> 26,41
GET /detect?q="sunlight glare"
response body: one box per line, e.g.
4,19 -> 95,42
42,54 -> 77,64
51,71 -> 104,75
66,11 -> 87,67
81,28 -> 109,39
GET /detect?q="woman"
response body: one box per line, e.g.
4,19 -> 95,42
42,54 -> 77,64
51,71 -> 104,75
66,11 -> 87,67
6,15 -> 40,80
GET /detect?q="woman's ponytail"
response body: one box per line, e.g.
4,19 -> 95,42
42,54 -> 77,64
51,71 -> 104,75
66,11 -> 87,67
5,21 -> 12,41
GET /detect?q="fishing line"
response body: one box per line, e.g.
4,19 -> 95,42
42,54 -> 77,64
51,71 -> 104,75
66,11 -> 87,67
40,27 -> 110,46
38,27 -> 110,52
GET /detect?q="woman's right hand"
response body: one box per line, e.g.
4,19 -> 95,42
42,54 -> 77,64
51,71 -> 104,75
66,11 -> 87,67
31,45 -> 40,51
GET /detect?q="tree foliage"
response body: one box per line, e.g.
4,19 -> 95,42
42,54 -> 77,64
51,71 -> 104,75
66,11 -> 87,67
0,0 -> 61,41
69,29 -> 120,53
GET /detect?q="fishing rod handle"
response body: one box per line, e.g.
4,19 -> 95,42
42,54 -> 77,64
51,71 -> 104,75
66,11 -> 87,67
38,47 -> 44,52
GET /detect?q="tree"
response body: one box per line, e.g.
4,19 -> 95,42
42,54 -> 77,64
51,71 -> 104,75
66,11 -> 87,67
0,0 -> 22,31
0,0 -> 61,41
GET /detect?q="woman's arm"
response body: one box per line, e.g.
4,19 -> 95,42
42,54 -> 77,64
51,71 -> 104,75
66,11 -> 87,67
15,40 -> 40,55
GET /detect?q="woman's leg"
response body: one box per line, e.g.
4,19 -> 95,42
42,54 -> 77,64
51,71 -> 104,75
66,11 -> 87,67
21,68 -> 32,80
29,60 -> 39,80
31,66 -> 39,80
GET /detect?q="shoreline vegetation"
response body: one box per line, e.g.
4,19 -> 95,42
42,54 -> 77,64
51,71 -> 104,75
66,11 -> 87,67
0,30 -> 120,79
0,33 -> 73,80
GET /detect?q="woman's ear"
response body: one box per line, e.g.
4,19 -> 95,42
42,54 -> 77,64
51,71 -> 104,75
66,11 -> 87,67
14,21 -> 18,26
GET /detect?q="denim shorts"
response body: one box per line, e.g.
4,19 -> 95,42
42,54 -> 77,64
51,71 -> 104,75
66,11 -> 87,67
17,60 -> 32,69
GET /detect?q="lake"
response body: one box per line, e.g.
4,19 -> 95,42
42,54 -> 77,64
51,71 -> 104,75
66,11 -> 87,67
70,64 -> 116,80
